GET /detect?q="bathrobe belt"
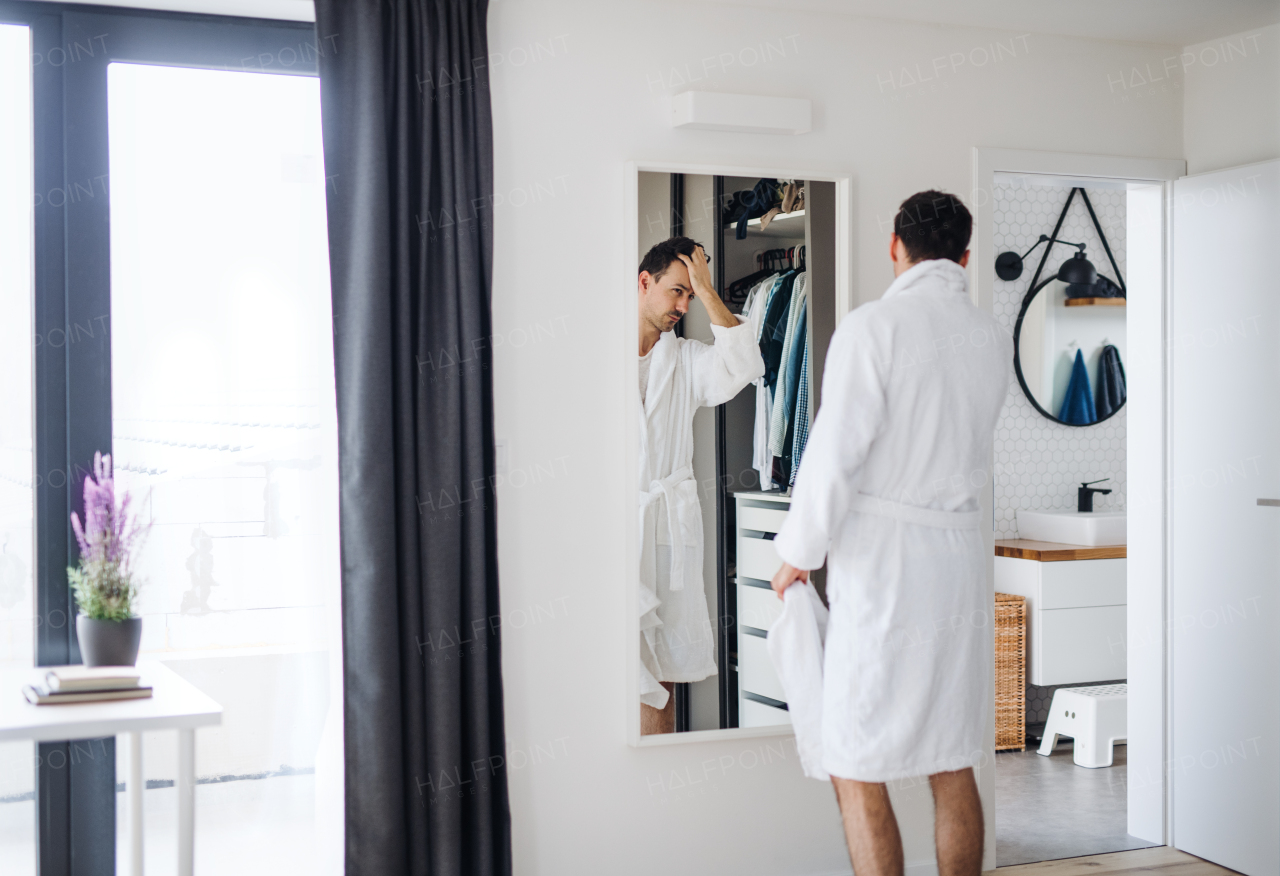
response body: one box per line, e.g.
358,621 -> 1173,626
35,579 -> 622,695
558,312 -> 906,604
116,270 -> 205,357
640,466 -> 695,590
848,492 -> 980,530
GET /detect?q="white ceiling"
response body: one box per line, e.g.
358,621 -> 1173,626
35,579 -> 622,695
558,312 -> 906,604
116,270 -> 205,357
698,0 -> 1280,47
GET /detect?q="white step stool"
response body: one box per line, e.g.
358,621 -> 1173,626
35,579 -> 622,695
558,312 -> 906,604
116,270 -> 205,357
1037,684 -> 1127,768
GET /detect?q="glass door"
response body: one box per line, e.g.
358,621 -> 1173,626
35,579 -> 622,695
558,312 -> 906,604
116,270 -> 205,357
0,5 -> 342,873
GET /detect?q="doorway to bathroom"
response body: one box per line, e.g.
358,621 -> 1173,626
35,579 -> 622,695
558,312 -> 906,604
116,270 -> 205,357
980,164 -> 1171,867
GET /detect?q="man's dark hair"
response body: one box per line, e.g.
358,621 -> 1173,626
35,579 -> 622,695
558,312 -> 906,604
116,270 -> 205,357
893,190 -> 972,263
639,236 -> 702,280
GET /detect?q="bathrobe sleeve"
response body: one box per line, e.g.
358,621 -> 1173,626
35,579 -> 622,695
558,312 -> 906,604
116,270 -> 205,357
688,316 -> 766,408
774,309 -> 890,571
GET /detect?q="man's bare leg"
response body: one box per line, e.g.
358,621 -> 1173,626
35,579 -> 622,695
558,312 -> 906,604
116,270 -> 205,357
831,777 -> 904,876
928,768 -> 983,876
640,682 -> 675,735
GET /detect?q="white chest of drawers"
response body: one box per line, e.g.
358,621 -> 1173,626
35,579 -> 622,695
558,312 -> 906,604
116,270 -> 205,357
733,491 -> 794,728
994,540 -> 1127,687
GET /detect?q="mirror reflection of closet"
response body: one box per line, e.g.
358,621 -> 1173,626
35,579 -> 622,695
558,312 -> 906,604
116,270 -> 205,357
636,171 -> 837,735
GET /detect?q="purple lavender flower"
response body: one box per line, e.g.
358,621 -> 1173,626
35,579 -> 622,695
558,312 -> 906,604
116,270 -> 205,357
68,452 -> 149,620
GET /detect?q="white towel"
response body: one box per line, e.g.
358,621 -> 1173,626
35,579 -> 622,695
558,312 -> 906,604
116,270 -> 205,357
767,582 -> 830,781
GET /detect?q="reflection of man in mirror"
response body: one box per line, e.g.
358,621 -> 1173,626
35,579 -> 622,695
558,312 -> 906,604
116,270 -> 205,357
771,192 -> 1011,874
637,236 -> 764,734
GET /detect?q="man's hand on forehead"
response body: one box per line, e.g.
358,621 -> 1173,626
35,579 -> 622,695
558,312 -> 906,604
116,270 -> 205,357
677,246 -> 714,297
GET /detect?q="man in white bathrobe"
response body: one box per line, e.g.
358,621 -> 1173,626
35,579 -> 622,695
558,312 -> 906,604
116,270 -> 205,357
771,192 -> 1010,875
637,237 -> 764,734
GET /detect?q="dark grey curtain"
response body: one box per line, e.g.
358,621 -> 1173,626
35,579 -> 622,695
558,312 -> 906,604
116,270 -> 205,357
312,2 -> 510,874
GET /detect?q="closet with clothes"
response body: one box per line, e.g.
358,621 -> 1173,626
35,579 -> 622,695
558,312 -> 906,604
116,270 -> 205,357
638,171 -> 837,733
717,176 -> 837,729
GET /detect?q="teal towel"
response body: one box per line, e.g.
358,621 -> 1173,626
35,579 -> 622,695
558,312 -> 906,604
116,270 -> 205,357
1059,348 -> 1097,425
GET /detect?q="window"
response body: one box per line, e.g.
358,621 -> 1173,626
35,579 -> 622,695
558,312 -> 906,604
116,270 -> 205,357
0,6 -> 341,872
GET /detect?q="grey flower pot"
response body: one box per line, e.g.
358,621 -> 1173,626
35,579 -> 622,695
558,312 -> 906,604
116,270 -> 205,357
76,616 -> 142,667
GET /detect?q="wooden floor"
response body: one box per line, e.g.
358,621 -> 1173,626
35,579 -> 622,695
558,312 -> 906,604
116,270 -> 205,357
991,846 -> 1242,876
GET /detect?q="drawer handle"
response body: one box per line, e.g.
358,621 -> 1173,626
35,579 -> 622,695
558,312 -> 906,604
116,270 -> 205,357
742,626 -> 768,639
1259,498 -> 1280,507
743,691 -> 789,711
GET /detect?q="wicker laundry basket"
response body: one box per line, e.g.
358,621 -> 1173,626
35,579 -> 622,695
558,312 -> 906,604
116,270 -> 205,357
994,592 -> 1027,751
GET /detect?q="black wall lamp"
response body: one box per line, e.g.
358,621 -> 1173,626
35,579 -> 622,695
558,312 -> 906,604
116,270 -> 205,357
994,186 -> 1125,298
996,235 -> 1097,284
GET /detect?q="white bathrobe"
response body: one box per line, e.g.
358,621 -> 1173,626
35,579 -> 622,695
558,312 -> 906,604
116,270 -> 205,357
773,259 -> 1011,781
640,319 -> 765,709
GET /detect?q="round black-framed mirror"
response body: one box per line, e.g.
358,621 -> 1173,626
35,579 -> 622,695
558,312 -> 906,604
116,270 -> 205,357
1012,275 -> 1127,427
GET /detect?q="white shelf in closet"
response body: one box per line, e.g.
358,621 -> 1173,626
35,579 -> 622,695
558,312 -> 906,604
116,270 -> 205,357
731,209 -> 806,239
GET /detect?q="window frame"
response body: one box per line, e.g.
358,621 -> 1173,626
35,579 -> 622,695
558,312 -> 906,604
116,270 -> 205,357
0,4 -> 321,871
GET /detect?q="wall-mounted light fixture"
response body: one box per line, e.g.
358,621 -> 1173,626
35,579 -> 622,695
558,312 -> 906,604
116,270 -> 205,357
996,234 -> 1096,283
994,186 -> 1123,299
670,91 -> 812,135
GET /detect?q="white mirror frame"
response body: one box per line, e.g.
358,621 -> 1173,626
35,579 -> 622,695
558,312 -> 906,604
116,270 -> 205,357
623,160 -> 853,747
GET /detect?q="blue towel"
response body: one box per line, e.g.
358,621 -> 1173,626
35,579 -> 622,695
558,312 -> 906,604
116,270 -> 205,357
1058,348 -> 1097,425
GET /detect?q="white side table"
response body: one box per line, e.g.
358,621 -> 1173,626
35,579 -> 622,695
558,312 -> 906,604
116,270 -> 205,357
0,660 -> 223,876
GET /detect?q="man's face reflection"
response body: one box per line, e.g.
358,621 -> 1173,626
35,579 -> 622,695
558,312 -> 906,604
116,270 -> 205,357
638,259 -> 694,335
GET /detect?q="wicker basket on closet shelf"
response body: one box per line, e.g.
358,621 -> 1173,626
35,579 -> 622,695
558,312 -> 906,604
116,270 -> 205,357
994,592 -> 1027,751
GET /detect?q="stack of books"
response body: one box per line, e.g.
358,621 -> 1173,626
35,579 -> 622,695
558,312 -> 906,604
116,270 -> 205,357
23,666 -> 153,705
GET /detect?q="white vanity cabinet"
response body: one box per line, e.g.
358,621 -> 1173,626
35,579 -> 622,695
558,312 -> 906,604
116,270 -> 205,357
733,492 -> 793,728
994,540 -> 1127,686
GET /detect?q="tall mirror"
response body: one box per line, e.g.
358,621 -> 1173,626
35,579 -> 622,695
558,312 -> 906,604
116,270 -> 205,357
634,168 -> 842,736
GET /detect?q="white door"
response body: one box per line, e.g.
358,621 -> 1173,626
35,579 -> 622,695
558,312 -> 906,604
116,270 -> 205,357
1171,160 -> 1280,875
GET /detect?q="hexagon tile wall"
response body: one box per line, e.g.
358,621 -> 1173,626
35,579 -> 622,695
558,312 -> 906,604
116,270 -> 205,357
991,180 -> 1127,541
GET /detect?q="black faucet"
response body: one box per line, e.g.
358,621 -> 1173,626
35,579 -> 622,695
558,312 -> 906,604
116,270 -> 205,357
1078,479 -> 1112,512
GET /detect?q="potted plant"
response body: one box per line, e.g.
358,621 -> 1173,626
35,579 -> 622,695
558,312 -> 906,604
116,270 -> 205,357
68,452 -> 149,667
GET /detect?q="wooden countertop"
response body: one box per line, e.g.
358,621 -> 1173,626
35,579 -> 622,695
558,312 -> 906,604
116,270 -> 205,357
995,539 -> 1126,561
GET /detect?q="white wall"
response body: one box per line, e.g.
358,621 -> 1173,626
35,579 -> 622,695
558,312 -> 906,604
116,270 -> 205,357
1183,24 -> 1280,175
486,3 -> 1182,873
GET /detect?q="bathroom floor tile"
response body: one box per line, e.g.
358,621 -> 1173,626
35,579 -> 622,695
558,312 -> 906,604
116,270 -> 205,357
996,742 -> 1159,867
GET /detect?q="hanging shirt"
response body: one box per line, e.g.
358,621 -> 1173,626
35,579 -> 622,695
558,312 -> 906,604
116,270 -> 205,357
751,275 -> 785,491
790,340 -> 811,487
780,302 -> 808,474
759,271 -> 799,389
741,272 -> 778,322
769,273 -> 808,456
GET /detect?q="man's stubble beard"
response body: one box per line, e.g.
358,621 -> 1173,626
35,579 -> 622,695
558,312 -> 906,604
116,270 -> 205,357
644,309 -> 680,335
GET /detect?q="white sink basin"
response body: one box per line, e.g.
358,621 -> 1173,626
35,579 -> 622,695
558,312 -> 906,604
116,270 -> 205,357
1016,510 -> 1126,546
